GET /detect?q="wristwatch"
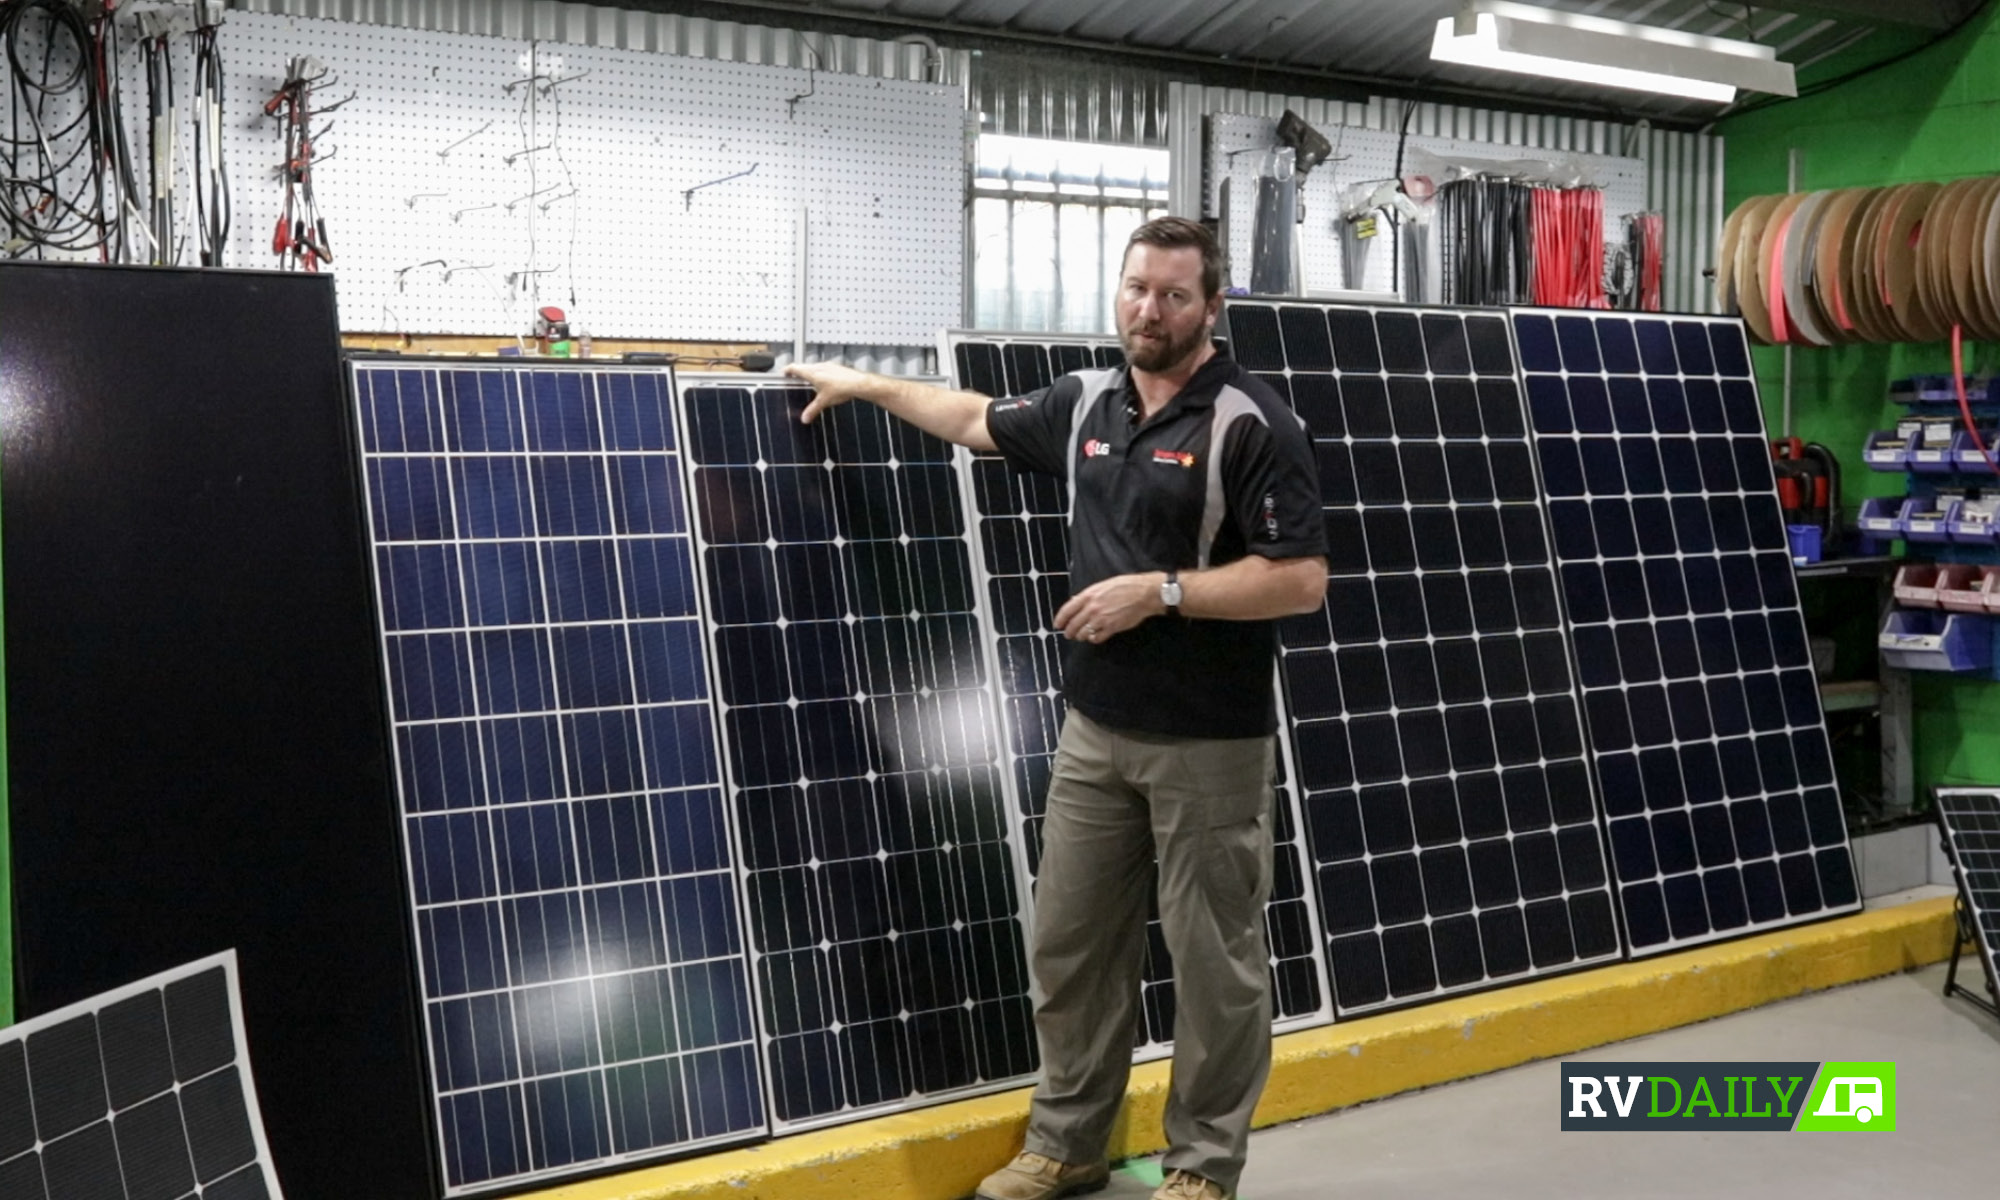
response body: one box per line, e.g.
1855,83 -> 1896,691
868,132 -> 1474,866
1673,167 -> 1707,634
1160,569 -> 1182,617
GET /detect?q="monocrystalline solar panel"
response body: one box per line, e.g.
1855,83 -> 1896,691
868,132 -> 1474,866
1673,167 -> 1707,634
1934,788 -> 2000,1000
1511,310 -> 1859,955
676,375 -> 1038,1130
0,952 -> 284,1200
942,332 -> 1333,1054
1226,300 -> 1623,1016
352,361 -> 765,1193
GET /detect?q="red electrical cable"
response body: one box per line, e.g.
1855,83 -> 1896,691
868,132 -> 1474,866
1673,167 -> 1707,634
1953,323 -> 1998,475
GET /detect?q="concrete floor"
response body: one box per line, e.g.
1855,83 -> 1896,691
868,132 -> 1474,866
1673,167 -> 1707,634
1113,958 -> 2000,1199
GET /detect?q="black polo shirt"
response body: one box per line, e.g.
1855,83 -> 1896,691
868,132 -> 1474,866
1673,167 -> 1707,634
986,347 -> 1325,739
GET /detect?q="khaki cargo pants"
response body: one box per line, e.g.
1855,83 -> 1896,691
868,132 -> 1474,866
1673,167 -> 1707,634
1021,709 -> 1275,1195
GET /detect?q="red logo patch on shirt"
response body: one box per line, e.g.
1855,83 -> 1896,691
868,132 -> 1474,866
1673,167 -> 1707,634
1082,438 -> 1112,458
1152,448 -> 1196,468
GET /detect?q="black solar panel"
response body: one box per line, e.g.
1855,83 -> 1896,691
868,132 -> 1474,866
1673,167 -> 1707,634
1225,301 -> 1623,1016
1512,310 -> 1859,954
942,332 -> 1332,1054
0,953 -> 282,1200
676,376 -> 1038,1129
352,362 -> 765,1192
1934,788 -> 2000,1001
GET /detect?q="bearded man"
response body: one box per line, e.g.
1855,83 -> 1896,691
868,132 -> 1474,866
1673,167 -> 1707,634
786,216 -> 1327,1200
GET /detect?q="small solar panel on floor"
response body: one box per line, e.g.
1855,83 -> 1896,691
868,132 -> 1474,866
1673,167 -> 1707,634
352,362 -> 765,1192
943,332 -> 1332,1053
676,376 -> 1037,1130
1934,788 -> 2000,1003
1225,300 -> 1624,1016
0,952 -> 283,1200
1512,310 -> 1860,955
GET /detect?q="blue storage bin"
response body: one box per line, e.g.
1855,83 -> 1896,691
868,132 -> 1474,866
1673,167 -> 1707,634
1953,429 -> 2000,472
1858,495 -> 1906,538
1902,375 -> 2000,406
1879,610 -> 1994,672
1864,429 -> 1915,470
1948,497 -> 2000,545
1899,497 -> 1958,543
1910,430 -> 1963,473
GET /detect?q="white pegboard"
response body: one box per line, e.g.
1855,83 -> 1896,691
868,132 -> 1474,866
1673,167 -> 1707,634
211,11 -> 962,341
530,41 -> 964,344
1205,113 -> 1647,301
4,9 -> 963,342
217,13 -> 534,333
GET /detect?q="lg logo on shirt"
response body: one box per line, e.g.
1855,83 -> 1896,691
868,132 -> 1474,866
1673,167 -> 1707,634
1082,439 -> 1112,458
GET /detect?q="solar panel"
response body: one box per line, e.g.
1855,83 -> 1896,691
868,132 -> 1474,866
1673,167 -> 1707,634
1933,788 -> 2000,1004
0,952 -> 284,1200
1224,300 -> 1623,1016
351,361 -> 765,1193
941,331 -> 1333,1054
1511,310 -> 1860,955
675,375 -> 1038,1130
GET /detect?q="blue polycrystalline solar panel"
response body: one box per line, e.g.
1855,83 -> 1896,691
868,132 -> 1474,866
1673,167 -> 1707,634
676,376 -> 1037,1131
0,953 -> 283,1200
1225,301 -> 1623,1016
1511,311 -> 1860,955
1935,788 -> 2000,996
352,362 -> 765,1194
943,333 -> 1331,1053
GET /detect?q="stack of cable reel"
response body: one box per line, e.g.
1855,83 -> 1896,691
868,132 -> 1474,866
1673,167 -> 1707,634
1717,176 -> 2000,344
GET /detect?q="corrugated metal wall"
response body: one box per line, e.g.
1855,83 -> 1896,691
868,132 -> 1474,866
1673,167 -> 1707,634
1168,83 -> 1725,313
232,0 -> 971,82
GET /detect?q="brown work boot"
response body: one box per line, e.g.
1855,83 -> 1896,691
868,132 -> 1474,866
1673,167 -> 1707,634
1152,1169 -> 1229,1200
973,1151 -> 1110,1200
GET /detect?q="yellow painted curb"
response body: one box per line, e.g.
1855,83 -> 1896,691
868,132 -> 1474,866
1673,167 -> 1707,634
522,896 -> 1956,1200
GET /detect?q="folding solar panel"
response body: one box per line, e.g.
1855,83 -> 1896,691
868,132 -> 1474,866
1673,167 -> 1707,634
1225,300 -> 1623,1015
1933,787 -> 2000,1004
351,361 -> 765,1193
942,332 -> 1332,1054
1511,310 -> 1860,955
675,375 -> 1038,1129
0,952 -> 284,1200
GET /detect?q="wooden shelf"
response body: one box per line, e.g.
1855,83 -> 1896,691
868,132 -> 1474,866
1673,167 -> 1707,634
1820,679 -> 1883,713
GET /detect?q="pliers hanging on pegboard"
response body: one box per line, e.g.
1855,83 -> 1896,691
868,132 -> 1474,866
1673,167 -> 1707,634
264,56 -> 349,272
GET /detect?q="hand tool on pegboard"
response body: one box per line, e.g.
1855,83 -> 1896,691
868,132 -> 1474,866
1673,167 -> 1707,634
263,54 -> 350,272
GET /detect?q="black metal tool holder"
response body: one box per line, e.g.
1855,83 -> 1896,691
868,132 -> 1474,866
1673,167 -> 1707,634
1936,815 -> 2000,1021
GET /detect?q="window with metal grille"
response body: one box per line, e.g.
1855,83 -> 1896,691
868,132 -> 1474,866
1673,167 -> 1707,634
971,135 -> 1170,334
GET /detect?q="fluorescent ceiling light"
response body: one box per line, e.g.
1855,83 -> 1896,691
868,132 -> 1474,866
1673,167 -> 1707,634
1430,1 -> 1797,105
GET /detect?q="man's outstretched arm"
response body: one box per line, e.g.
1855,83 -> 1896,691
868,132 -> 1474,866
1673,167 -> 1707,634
786,362 -> 998,452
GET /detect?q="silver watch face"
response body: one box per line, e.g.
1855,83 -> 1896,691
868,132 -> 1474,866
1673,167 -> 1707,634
1162,579 -> 1183,607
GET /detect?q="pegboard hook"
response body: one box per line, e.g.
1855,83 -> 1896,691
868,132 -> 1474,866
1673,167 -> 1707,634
538,71 -> 590,95
505,184 -> 566,213
438,121 -> 493,160
683,163 -> 758,212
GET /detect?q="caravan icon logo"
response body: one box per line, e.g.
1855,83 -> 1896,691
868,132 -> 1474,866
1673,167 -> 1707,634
1796,1062 -> 1897,1131
1561,1062 -> 1896,1132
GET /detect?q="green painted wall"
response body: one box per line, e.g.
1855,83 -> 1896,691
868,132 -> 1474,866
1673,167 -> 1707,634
1719,4 -> 2000,796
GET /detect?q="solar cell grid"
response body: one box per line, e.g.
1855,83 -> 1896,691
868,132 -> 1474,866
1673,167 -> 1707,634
1225,299 -> 1622,1016
1512,310 -> 1859,955
0,953 -> 282,1200
676,375 -> 1037,1130
944,331 -> 1332,1054
354,362 -> 765,1193
1934,788 -> 2000,1003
